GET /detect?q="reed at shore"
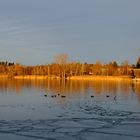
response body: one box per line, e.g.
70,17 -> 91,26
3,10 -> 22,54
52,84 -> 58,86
0,74 -> 132,81
67,75 -> 132,81
14,75 -> 60,79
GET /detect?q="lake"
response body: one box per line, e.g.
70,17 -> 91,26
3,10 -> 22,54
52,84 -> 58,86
0,78 -> 140,140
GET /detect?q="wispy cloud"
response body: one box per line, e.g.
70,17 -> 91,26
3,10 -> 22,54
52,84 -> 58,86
0,0 -> 139,64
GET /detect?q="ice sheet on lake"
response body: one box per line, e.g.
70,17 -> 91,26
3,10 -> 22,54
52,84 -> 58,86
0,116 -> 140,140
0,96 -> 140,139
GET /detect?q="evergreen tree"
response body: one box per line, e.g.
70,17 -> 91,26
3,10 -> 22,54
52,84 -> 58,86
136,57 -> 140,68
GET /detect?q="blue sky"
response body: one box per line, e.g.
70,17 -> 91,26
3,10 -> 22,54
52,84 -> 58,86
0,0 -> 140,65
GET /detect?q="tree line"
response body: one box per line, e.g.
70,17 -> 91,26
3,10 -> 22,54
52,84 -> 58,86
0,54 -> 140,77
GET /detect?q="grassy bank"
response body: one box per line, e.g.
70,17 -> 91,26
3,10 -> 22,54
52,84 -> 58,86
14,75 -> 62,79
0,75 -> 132,81
0,75 -> 48,79
0,75 -> 9,78
67,75 -> 132,81
14,75 -> 48,79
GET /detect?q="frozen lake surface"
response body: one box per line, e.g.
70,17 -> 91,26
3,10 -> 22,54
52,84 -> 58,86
0,79 -> 140,140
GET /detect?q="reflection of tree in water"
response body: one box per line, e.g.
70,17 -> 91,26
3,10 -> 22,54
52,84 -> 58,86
132,82 -> 140,102
0,78 -> 133,95
0,78 -> 23,93
0,78 -> 48,94
44,79 -> 90,95
0,78 -> 140,103
90,80 -> 131,97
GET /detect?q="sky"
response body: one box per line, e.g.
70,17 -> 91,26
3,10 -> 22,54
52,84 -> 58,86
0,0 -> 140,65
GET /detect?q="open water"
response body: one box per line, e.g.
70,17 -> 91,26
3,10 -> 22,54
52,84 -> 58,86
0,78 -> 140,140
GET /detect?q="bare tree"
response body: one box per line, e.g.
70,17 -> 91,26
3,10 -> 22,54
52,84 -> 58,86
121,60 -> 129,75
54,53 -> 69,78
54,53 -> 68,65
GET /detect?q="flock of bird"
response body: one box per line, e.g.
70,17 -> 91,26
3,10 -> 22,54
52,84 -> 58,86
44,94 -> 117,100
44,94 -> 66,98
90,95 -> 116,100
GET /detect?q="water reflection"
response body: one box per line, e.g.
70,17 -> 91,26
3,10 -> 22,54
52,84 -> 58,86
132,82 -> 140,102
0,78 -> 140,102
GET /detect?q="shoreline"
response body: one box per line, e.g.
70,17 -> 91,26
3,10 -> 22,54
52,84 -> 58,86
14,75 -> 60,79
67,75 -> 132,81
0,75 -> 132,81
